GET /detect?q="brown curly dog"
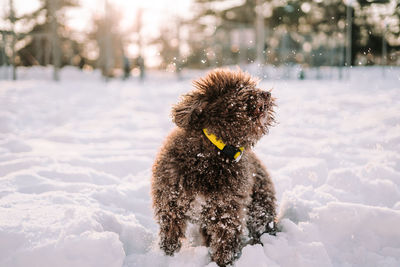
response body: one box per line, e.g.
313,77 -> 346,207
151,69 -> 277,266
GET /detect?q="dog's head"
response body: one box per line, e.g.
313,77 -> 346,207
172,69 -> 276,147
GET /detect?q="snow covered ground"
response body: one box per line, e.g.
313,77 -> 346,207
1,66 -> 400,267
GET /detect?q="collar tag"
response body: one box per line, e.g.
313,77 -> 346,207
203,128 -> 244,162
234,147 -> 244,162
235,153 -> 243,162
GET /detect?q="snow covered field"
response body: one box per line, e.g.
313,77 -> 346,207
1,66 -> 400,267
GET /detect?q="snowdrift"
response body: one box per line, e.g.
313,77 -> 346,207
1,66 -> 399,266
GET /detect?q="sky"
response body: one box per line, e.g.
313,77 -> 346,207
0,0 -> 193,34
0,0 -> 193,26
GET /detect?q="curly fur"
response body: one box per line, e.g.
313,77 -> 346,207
151,69 -> 277,266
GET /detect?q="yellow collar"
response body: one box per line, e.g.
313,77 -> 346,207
203,128 -> 244,162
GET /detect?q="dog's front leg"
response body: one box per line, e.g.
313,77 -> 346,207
154,188 -> 191,256
201,196 -> 245,266
247,171 -> 277,243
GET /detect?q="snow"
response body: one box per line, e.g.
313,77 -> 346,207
1,66 -> 400,267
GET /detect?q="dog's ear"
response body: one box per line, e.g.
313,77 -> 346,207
171,93 -> 206,129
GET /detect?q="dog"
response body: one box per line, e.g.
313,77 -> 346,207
151,69 -> 277,266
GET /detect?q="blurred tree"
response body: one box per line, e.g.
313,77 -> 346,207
392,0 -> 400,36
151,24 -> 180,70
88,4 -> 125,77
355,0 -> 400,64
15,0 -> 84,67
182,0 -> 259,67
184,0 -> 399,67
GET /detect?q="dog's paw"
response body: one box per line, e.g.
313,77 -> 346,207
212,249 -> 238,267
160,236 -> 182,256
